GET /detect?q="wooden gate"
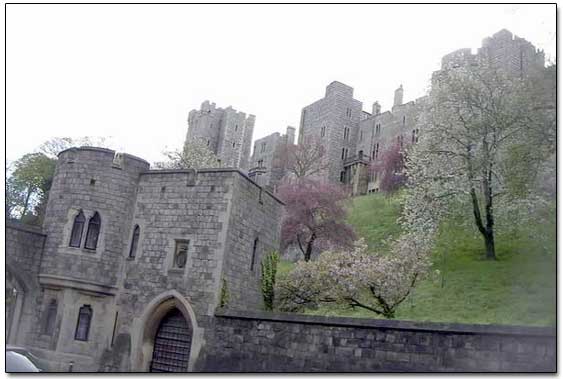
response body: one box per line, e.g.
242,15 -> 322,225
149,308 -> 192,372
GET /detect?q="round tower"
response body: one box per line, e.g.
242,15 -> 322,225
40,147 -> 150,287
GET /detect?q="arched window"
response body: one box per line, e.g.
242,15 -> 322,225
69,211 -> 85,247
74,305 -> 92,341
42,299 -> 58,335
84,212 -> 101,250
129,225 -> 140,258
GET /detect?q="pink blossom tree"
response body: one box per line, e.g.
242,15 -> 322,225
277,179 -> 356,262
369,143 -> 406,194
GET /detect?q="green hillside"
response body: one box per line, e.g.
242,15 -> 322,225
282,193 -> 556,326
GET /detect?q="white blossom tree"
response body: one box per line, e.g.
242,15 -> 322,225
409,64 -> 554,260
154,138 -> 221,169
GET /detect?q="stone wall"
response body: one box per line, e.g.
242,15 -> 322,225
6,221 -> 46,346
221,172 -> 284,311
200,310 -> 556,372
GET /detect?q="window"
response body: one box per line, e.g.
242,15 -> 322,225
403,115 -> 406,126
69,211 -> 85,248
235,124 -> 238,131
415,129 -> 419,143
345,148 -> 349,159
376,143 -> 380,159
250,238 -> 258,271
360,131 -> 363,141
341,148 -> 345,160
261,143 -> 266,153
74,305 -> 92,341
340,171 -> 345,183
129,225 -> 140,258
344,127 -> 349,141
42,299 -> 58,335
358,150 -> 364,159
320,126 -> 326,138
84,212 -> 101,250
207,140 -> 210,147
232,142 -> 236,148
412,130 -> 416,144
174,240 -> 189,269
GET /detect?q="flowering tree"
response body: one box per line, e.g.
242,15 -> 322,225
155,138 -> 221,169
276,239 -> 431,318
277,179 -> 356,262
409,64 -> 554,260
369,143 -> 406,194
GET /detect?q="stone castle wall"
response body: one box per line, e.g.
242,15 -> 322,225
200,310 -> 556,372
6,147 -> 285,372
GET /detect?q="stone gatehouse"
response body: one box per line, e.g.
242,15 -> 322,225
6,146 -> 284,372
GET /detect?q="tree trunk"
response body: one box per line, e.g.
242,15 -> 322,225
484,230 -> 496,260
304,234 -> 316,262
20,187 -> 32,220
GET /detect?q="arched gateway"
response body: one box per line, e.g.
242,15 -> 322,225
149,308 -> 192,372
132,290 -> 203,372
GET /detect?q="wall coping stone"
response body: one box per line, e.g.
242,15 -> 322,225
142,168 -> 285,205
6,220 -> 46,236
57,146 -> 150,166
214,309 -> 556,337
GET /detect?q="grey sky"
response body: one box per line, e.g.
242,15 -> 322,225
6,4 -> 555,164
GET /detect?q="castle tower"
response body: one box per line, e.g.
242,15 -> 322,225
372,101 -> 381,115
393,85 -> 404,108
299,81 -> 363,183
34,147 -> 150,369
185,101 -> 255,170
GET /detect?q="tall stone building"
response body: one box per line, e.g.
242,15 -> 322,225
298,81 -> 365,184
248,126 -> 295,192
6,146 -> 284,372
186,101 -> 255,170
297,29 -> 546,195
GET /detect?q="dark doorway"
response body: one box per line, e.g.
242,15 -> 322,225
149,308 -> 192,372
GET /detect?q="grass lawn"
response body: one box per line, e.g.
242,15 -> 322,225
279,193 -> 556,327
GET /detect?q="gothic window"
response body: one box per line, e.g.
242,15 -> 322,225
412,130 -> 416,144
250,238 -> 258,271
358,150 -> 363,159
84,212 -> 101,250
69,210 -> 85,248
376,143 -> 380,159
42,299 -> 58,335
403,115 -> 406,125
74,305 -> 92,341
340,171 -> 345,183
232,142 -> 236,148
174,240 -> 189,269
415,129 -> 419,143
129,225 -> 140,258
261,143 -> 266,153
341,148 -> 345,160
345,148 -> 349,159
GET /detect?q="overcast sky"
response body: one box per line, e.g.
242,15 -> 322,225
6,4 -> 555,164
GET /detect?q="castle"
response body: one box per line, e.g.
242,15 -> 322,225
6,147 -> 284,371
5,29 -> 552,373
183,29 -> 546,195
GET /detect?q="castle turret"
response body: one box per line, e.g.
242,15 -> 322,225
393,85 -> 404,107
372,101 -> 381,115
